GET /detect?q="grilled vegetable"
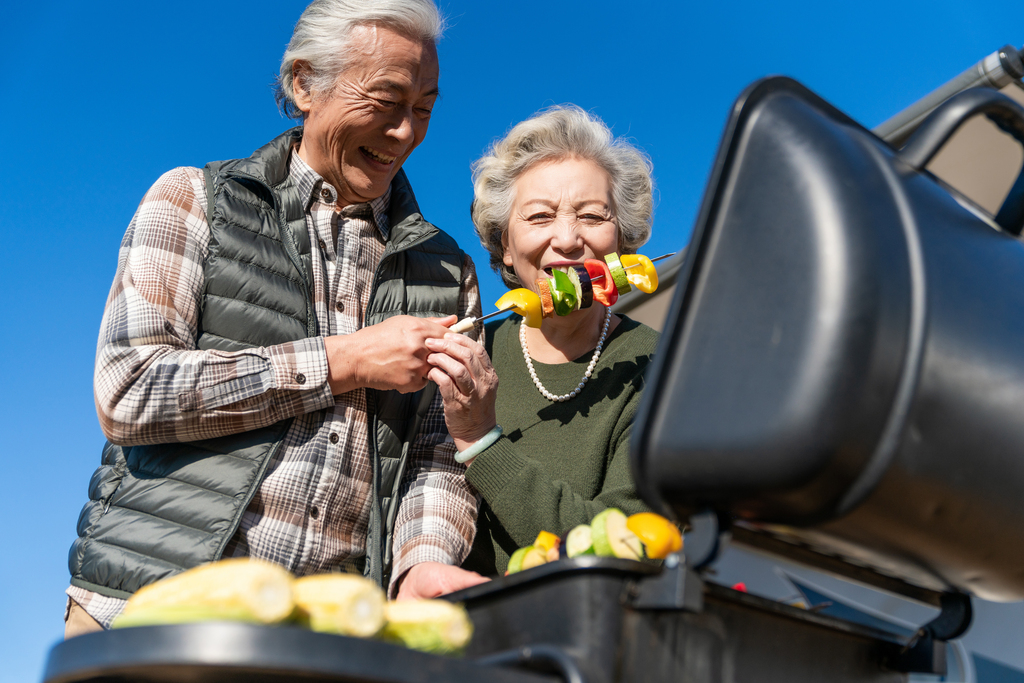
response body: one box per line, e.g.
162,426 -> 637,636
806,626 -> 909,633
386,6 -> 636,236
591,508 -> 644,560
112,604 -> 260,628
584,259 -> 619,307
567,265 -> 594,310
533,530 -> 562,562
626,512 -> 683,559
112,558 -> 295,629
292,573 -> 386,637
536,278 -> 555,318
496,288 -> 544,328
604,254 -> 632,295
620,254 -> 659,294
506,545 -> 548,574
382,600 -> 474,654
549,268 -> 578,316
565,524 -> 595,557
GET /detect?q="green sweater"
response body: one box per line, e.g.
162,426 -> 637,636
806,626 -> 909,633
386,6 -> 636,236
462,314 -> 659,576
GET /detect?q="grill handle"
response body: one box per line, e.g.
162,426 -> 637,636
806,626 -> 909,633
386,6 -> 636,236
897,87 -> 1024,235
477,645 -> 586,683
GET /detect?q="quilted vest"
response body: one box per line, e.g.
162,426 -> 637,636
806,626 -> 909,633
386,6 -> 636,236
69,128 -> 465,597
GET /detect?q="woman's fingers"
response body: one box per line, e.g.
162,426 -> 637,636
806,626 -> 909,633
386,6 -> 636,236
427,335 -> 495,383
427,350 -> 475,397
426,333 -> 481,365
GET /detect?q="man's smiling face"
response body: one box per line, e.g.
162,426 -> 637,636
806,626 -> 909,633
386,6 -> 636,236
295,24 -> 439,207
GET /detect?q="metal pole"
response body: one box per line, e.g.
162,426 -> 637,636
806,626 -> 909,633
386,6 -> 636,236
873,44 -> 1024,147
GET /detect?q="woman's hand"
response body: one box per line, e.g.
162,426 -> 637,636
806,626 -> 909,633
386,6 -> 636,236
425,332 -> 498,453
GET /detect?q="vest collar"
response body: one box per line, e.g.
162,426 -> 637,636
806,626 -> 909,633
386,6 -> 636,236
234,126 -> 439,252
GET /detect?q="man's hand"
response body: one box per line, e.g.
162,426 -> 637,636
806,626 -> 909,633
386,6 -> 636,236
324,315 -> 456,395
395,561 -> 489,600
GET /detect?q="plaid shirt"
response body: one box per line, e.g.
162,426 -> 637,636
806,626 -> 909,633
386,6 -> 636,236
68,148 -> 481,627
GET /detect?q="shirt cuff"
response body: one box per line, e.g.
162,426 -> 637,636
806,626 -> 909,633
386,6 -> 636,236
266,337 -> 329,389
265,337 -> 334,413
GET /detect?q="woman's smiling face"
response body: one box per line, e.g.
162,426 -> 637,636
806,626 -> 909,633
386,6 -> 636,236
502,156 -> 620,291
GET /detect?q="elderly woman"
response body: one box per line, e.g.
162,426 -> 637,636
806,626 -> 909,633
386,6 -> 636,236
424,106 -> 659,575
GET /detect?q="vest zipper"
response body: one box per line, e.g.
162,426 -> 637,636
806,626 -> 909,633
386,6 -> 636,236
362,220 -> 443,587
211,421 -> 292,562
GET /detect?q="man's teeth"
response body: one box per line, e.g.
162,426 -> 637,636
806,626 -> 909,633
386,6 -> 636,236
362,147 -> 396,164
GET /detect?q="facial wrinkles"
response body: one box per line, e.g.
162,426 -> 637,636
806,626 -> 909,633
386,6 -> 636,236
504,158 -> 618,284
301,25 -> 437,206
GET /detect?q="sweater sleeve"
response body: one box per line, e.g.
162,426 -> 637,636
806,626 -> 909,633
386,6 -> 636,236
464,401 -> 650,548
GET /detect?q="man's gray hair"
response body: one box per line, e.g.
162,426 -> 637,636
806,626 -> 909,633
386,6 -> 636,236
472,105 -> 655,289
276,0 -> 445,119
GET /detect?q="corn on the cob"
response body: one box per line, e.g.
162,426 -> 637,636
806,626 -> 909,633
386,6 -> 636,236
381,600 -> 473,654
112,604 -> 260,629
113,558 -> 295,628
292,573 -> 386,637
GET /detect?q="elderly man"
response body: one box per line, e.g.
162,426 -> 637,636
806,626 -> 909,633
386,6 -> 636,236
64,0 -> 486,638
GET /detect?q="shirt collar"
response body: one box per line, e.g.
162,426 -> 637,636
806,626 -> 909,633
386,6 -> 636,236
288,146 -> 391,240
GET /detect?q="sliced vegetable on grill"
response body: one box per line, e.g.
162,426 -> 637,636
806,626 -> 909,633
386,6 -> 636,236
591,508 -> 644,560
626,512 -> 683,559
506,545 -> 548,574
533,530 -> 562,562
565,524 -> 596,557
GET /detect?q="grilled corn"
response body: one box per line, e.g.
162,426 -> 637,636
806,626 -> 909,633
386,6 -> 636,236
112,558 -> 295,628
292,573 -> 386,637
381,600 -> 473,654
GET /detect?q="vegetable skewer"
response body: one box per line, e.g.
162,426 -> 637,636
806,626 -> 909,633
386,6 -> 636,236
450,252 -> 675,334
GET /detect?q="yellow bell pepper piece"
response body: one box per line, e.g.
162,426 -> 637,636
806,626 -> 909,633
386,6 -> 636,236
496,288 -> 544,328
620,254 -> 659,294
533,530 -> 561,554
625,512 -> 682,559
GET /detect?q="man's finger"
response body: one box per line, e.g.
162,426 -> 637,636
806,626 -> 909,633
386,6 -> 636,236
425,314 -> 459,327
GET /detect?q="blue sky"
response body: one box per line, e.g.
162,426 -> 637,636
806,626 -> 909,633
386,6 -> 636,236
0,1 -> 1016,681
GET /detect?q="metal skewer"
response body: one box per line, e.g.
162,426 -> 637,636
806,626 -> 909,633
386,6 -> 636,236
450,253 -> 676,333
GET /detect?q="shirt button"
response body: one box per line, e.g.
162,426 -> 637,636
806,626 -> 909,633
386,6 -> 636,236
320,187 -> 332,200
335,300 -> 345,312
329,433 -> 340,444
309,505 -> 320,520
318,239 -> 327,251
295,373 -> 306,385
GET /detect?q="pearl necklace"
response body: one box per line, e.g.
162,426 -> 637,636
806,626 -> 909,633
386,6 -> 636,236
520,307 -> 611,402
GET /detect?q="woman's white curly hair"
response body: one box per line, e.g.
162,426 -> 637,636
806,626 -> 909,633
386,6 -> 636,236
471,105 -> 654,288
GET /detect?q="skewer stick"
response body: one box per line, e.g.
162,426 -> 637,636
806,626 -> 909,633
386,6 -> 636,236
449,253 -> 675,334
